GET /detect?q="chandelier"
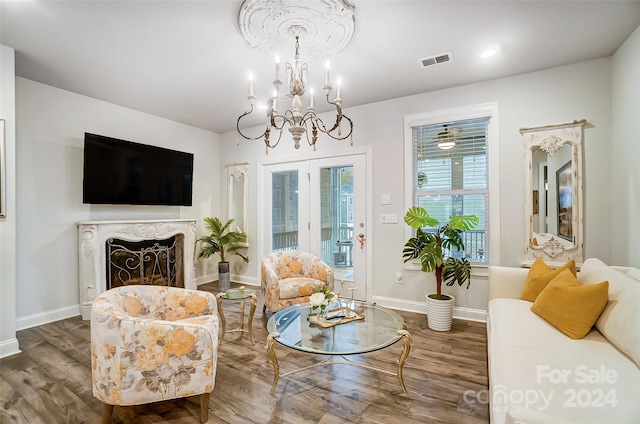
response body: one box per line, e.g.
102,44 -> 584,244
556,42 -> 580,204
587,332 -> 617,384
236,35 -> 354,154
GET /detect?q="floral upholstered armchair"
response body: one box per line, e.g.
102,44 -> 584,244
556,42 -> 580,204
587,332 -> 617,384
91,285 -> 219,424
261,251 -> 334,313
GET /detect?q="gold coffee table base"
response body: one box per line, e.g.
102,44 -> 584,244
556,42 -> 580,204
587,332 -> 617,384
216,292 -> 257,345
266,329 -> 413,395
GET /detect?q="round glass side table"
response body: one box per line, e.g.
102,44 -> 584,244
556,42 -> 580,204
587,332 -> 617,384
215,287 -> 257,345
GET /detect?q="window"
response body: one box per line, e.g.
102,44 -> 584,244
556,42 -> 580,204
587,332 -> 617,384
404,103 -> 500,265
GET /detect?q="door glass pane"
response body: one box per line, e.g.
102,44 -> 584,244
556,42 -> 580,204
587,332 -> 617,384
320,166 -> 354,281
272,171 -> 299,251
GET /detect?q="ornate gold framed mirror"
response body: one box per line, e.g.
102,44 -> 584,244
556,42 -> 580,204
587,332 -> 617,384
521,119 -> 587,267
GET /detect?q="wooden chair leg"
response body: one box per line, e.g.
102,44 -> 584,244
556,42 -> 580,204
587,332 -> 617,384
200,392 -> 210,423
102,403 -> 114,424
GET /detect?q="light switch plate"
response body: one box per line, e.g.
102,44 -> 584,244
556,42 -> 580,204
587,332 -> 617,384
381,194 -> 391,205
381,214 -> 398,224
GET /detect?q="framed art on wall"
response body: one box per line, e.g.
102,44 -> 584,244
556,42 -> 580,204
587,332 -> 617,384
556,160 -> 572,241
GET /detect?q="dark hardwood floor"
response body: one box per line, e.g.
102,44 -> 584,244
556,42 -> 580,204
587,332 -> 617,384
0,282 -> 489,423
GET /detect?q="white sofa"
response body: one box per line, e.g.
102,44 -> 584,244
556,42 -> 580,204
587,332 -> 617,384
487,258 -> 640,424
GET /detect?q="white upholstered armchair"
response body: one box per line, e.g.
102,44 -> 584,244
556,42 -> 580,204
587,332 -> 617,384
261,251 -> 334,313
91,285 -> 219,423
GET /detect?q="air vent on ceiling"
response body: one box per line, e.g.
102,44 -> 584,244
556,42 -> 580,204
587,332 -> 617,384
419,51 -> 453,68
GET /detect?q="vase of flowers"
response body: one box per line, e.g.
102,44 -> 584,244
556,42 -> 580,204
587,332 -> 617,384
309,284 -> 338,320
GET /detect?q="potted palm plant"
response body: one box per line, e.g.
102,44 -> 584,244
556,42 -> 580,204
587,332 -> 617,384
402,206 -> 479,331
197,217 -> 248,291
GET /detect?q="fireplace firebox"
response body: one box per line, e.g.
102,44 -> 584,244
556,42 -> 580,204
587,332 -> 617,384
106,235 -> 185,289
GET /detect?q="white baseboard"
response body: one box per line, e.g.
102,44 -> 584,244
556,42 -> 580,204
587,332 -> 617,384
231,275 -> 258,287
372,296 -> 425,314
16,304 -> 80,331
195,274 -> 259,287
0,338 -> 21,359
454,306 -> 488,322
195,273 -> 217,285
372,295 -> 487,323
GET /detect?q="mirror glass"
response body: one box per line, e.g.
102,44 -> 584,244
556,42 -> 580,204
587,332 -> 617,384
531,143 -> 574,247
227,162 -> 249,244
521,120 -> 585,266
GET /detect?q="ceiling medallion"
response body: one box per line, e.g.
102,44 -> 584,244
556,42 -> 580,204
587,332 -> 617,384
238,0 -> 356,59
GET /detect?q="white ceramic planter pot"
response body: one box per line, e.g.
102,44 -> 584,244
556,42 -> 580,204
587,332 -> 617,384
425,294 -> 455,331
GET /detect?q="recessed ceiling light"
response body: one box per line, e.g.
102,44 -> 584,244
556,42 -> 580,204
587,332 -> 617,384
480,48 -> 498,59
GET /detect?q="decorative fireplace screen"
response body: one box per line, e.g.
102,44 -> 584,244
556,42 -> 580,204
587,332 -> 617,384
106,235 -> 185,289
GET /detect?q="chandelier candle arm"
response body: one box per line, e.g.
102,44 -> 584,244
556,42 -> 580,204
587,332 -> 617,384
236,103 -> 268,142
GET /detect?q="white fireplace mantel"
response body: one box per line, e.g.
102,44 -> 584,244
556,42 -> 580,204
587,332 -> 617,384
77,219 -> 197,320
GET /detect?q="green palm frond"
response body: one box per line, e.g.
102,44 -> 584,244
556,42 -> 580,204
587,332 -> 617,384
197,217 -> 248,264
419,243 -> 443,273
404,206 -> 440,229
448,214 -> 479,231
443,257 -> 472,288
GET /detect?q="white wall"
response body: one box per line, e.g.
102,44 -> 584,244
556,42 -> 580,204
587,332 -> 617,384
14,78 -> 221,328
219,58 -> 616,316
0,45 -> 19,357
612,26 -> 640,267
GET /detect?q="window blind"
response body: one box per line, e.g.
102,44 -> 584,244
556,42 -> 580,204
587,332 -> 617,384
411,117 -> 490,263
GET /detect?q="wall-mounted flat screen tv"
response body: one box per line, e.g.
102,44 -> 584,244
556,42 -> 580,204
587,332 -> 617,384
82,133 -> 194,206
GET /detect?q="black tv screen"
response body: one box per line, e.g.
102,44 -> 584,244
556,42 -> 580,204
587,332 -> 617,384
82,133 -> 194,206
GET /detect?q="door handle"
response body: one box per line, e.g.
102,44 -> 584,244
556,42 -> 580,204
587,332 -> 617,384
357,233 -> 366,251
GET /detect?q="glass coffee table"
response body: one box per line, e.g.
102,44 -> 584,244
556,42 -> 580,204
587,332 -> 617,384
266,301 -> 412,395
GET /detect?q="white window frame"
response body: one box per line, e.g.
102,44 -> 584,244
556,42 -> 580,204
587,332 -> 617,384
403,102 -> 501,268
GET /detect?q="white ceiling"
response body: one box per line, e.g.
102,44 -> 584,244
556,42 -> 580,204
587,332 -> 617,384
1,1 -> 639,134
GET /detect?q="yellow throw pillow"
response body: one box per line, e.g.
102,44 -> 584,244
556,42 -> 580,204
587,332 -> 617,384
530,269 -> 609,339
520,258 -> 577,302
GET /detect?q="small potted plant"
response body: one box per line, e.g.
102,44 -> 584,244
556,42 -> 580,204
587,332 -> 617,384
402,206 -> 478,331
197,217 -> 248,291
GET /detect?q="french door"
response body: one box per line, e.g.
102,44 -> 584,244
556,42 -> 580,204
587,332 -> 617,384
261,153 -> 368,301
